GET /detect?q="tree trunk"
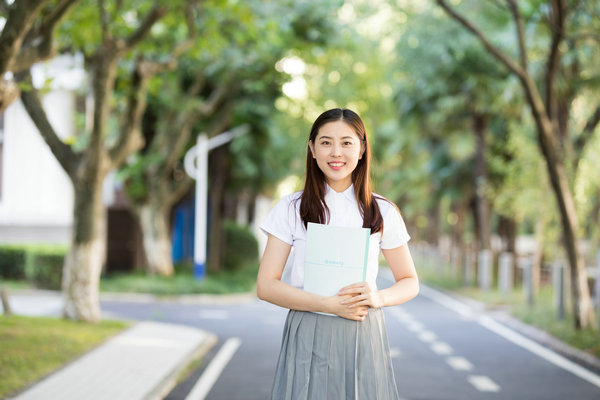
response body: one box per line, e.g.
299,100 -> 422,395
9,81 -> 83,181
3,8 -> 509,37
426,200 -> 441,247
207,145 -> 229,272
1,286 -> 12,315
135,203 -> 174,276
451,201 -> 468,280
62,180 -> 106,323
473,114 -> 491,251
521,76 -> 595,328
532,219 -> 544,294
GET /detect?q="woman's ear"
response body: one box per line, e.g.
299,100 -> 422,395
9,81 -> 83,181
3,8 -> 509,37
359,141 -> 366,159
308,140 -> 316,159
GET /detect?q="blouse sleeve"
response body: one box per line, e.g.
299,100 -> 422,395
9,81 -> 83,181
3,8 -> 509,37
380,203 -> 411,250
259,195 -> 295,246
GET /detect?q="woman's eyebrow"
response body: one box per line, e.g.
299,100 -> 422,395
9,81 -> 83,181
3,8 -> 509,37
317,136 -> 355,140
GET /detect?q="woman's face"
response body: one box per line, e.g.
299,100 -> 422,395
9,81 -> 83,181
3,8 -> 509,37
308,120 -> 365,193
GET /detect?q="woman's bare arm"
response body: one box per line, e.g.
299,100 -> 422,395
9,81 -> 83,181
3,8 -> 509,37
338,244 -> 419,309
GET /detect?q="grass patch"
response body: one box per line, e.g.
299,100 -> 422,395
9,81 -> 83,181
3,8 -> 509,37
417,260 -> 600,359
0,280 -> 36,290
0,315 -> 129,398
100,261 -> 259,296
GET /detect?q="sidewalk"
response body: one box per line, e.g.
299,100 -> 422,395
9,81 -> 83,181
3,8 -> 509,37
2,291 -> 218,400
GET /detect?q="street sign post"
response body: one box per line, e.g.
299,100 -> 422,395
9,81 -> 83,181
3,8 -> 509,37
184,125 -> 249,280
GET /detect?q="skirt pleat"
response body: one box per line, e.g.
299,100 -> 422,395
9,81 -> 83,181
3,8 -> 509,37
271,308 -> 399,400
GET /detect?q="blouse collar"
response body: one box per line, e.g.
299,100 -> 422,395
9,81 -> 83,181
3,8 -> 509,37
325,182 -> 356,203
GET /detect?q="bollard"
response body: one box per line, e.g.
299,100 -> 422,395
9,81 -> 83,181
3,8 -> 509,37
498,252 -> 514,297
520,258 -> 534,306
436,249 -> 444,277
464,251 -> 474,286
478,249 -> 492,292
552,261 -> 565,320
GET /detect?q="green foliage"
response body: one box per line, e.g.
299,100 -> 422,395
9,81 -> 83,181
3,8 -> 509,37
223,221 -> 259,271
100,261 -> 259,295
0,245 -> 67,290
0,315 -> 128,399
0,246 -> 27,280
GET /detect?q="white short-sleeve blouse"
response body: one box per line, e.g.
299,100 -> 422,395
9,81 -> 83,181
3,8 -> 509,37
260,184 -> 411,289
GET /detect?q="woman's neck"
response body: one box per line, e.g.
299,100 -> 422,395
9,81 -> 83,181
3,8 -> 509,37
326,179 -> 352,193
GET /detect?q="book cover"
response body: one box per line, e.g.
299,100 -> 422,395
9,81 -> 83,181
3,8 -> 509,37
303,222 -> 370,298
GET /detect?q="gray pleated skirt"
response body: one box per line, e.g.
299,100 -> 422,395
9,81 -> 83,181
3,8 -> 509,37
271,308 -> 399,400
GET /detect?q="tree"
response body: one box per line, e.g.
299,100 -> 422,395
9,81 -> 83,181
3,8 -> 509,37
119,0 -> 343,274
16,0 -> 194,322
436,0 -> 597,329
0,0 -> 78,112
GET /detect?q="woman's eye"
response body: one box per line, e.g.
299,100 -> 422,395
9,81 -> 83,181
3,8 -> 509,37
320,141 -> 330,146
343,141 -> 353,146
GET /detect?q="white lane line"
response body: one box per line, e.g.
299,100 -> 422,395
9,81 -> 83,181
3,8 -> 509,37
185,337 -> 242,400
447,356 -> 474,371
430,341 -> 454,355
418,331 -> 437,343
420,285 -> 600,389
479,315 -> 600,389
389,347 -> 402,358
407,321 -> 424,332
468,375 -> 501,392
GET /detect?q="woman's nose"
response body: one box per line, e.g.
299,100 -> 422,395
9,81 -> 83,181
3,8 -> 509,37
331,142 -> 342,156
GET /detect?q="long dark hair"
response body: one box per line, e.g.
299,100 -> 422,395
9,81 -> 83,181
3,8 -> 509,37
299,108 -> 384,234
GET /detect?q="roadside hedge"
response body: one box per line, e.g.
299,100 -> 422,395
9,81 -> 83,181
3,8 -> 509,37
223,221 -> 259,271
0,245 -> 66,290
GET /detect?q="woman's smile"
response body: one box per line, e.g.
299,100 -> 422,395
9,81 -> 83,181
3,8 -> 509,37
328,161 -> 346,170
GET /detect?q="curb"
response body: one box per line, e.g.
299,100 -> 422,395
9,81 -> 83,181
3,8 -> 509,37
149,329 -> 218,400
3,288 -> 258,305
99,290 -> 258,305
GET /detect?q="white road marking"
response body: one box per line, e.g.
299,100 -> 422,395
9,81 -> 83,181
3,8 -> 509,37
430,341 -> 454,355
447,356 -> 474,371
418,330 -> 437,343
198,309 -> 229,319
420,285 -> 600,389
407,321 -> 424,332
185,337 -> 242,400
389,347 -> 402,358
468,375 -> 501,392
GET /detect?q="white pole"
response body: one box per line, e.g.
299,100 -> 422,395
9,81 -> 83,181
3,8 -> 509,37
184,125 -> 249,280
193,134 -> 209,279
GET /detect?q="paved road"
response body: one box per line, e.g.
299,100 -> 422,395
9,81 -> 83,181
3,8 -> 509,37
100,276 -> 600,400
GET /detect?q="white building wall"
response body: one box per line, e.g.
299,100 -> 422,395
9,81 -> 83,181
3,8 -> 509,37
0,92 -> 75,242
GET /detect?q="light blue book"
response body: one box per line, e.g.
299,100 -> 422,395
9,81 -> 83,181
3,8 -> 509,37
303,222 -> 370,298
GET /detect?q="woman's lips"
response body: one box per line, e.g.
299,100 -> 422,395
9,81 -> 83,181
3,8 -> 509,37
328,162 -> 345,170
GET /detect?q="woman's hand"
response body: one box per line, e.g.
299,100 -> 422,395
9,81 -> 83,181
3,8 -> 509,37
337,282 -> 384,309
324,294 -> 369,321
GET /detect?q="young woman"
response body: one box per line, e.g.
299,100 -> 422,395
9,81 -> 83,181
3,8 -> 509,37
257,108 -> 419,399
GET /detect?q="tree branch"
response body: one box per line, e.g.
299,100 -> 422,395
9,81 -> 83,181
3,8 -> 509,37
544,0 -> 567,122
108,57 -> 152,167
98,0 -> 111,42
166,174 -> 193,209
0,0 -> 10,14
573,104 -> 600,170
506,0 -> 528,70
16,70 -> 79,179
0,0 -> 48,73
436,0 -> 527,80
12,0 -> 80,71
123,5 -> 167,52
